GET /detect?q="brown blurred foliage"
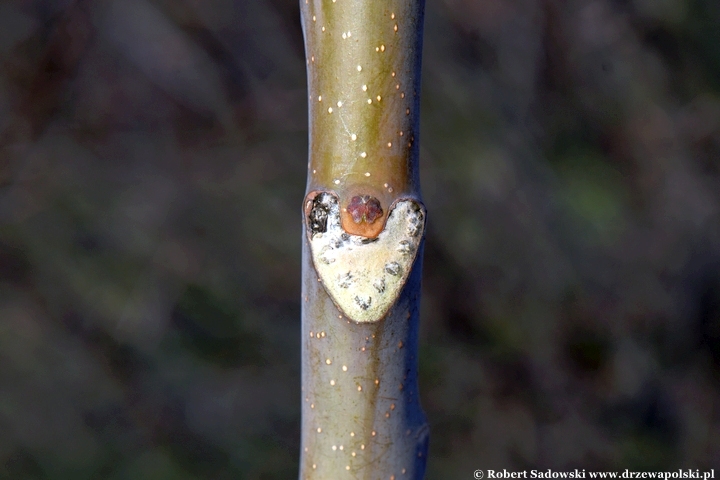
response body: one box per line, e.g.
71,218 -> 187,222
0,0 -> 719,478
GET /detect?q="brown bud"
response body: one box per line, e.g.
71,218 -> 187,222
346,195 -> 383,224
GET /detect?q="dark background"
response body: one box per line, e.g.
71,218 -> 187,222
1,0 -> 719,478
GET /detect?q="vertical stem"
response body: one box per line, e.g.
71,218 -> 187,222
299,0 -> 428,479
302,0 -> 424,236
300,242 -> 428,479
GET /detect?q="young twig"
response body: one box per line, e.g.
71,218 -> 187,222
299,0 -> 428,478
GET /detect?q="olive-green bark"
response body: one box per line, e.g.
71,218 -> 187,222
299,0 -> 428,478
302,0 -> 424,237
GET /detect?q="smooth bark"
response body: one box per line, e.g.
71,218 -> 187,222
300,0 -> 428,478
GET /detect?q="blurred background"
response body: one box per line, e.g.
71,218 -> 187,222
0,0 -> 719,478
